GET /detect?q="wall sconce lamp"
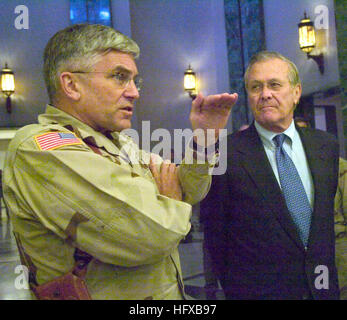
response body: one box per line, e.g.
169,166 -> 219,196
184,65 -> 197,99
1,63 -> 15,113
298,12 -> 324,74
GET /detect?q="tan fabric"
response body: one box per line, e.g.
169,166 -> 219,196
3,105 -> 213,300
334,157 -> 347,299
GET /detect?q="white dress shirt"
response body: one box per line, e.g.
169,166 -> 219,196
254,120 -> 315,209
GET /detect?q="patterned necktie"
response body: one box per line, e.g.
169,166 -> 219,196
273,134 -> 312,246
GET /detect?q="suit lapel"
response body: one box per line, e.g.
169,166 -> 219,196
235,123 -> 304,249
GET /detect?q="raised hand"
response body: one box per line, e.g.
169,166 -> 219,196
189,92 -> 238,145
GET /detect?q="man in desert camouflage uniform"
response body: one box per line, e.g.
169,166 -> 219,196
2,24 -> 237,299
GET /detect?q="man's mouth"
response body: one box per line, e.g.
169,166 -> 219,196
120,106 -> 133,113
260,105 -> 276,110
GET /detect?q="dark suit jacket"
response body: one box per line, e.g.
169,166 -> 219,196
202,122 -> 340,299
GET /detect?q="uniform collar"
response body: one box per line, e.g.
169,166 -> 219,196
38,104 -> 125,155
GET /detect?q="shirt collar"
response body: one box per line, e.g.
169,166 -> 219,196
254,119 -> 296,148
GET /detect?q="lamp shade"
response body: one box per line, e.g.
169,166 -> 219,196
1,64 -> 15,96
184,66 -> 196,91
298,13 -> 316,53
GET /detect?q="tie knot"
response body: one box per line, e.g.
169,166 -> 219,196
273,134 -> 286,148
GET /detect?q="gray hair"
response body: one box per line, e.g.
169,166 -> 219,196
43,23 -> 140,103
244,51 -> 301,90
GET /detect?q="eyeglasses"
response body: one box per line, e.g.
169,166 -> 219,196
71,70 -> 143,92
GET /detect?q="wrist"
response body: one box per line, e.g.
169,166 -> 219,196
192,138 -> 219,156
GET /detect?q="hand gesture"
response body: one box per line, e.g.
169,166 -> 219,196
189,92 -> 238,145
149,156 -> 182,201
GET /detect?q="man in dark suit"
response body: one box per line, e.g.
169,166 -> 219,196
203,51 -> 340,299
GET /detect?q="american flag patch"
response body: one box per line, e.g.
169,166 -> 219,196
34,132 -> 83,151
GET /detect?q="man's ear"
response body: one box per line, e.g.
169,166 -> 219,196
59,72 -> 82,101
293,83 -> 302,105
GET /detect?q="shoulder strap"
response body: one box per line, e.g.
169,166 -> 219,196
72,248 -> 93,278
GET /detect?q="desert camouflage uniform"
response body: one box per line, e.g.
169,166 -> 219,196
3,105 -> 214,300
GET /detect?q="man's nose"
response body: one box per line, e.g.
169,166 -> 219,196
124,80 -> 140,100
260,86 -> 272,100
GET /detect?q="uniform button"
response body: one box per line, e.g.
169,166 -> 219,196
77,262 -> 86,269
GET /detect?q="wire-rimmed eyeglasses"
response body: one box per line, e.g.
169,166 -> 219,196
71,70 -> 143,92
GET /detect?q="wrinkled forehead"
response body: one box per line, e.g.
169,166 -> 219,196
92,50 -> 138,74
248,58 -> 290,81
249,58 -> 289,75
